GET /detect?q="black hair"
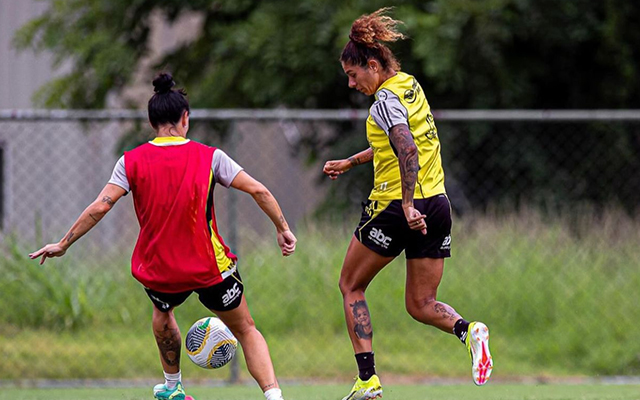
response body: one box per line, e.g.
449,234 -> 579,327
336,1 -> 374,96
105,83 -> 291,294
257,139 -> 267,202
147,73 -> 190,129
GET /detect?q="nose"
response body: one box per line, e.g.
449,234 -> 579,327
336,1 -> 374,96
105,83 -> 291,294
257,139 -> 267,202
348,78 -> 357,89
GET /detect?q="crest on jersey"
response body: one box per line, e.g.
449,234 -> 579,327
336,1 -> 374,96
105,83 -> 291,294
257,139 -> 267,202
404,78 -> 420,103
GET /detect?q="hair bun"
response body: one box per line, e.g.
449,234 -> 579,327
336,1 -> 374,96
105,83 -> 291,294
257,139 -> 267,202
153,73 -> 175,94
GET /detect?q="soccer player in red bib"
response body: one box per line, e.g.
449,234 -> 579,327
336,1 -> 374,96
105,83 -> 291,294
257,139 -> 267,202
30,73 -> 296,400
323,9 -> 493,399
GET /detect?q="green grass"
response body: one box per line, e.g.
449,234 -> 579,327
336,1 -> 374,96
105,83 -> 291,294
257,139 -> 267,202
2,210 -> 640,380
1,384 -> 639,400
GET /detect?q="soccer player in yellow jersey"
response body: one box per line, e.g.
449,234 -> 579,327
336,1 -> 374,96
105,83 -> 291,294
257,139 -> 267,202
323,9 -> 493,399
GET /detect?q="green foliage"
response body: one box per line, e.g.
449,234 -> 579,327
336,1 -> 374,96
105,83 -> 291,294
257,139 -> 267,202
14,0 -> 640,109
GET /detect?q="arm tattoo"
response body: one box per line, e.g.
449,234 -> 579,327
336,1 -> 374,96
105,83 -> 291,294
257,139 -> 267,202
89,213 -> 99,222
348,148 -> 373,167
101,196 -> 114,206
64,232 -> 75,243
389,124 -> 419,206
350,300 -> 373,340
154,323 -> 181,367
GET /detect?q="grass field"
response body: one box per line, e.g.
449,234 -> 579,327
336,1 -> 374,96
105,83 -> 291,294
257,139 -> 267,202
1,384 -> 640,400
2,210 -> 640,381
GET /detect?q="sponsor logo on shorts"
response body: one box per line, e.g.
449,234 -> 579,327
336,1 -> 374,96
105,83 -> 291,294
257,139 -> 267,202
369,227 -> 392,249
222,283 -> 241,307
441,235 -> 452,250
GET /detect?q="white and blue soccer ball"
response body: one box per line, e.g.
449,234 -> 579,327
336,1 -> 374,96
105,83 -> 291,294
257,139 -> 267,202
185,317 -> 238,369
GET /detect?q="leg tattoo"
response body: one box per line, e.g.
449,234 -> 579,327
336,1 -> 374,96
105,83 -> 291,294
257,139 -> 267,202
350,300 -> 373,340
155,324 -> 181,367
434,302 -> 459,321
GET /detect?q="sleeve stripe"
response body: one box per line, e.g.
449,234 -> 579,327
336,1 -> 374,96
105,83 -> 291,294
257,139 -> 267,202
376,103 -> 393,132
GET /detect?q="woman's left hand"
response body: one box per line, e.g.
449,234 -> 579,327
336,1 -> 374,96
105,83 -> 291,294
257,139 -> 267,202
403,206 -> 427,235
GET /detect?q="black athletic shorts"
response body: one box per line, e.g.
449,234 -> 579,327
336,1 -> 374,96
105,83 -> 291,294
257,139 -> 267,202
355,194 -> 452,259
145,268 -> 244,312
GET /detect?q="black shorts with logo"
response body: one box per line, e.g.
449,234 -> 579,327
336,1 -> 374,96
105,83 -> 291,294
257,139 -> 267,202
355,194 -> 452,259
145,269 -> 244,312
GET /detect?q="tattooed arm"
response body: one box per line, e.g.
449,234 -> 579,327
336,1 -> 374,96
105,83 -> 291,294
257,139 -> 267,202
230,171 -> 297,256
388,124 -> 427,235
323,148 -> 373,180
29,183 -> 126,264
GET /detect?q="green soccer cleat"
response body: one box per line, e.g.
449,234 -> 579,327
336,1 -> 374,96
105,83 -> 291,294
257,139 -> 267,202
153,381 -> 187,400
466,321 -> 493,385
341,374 -> 383,400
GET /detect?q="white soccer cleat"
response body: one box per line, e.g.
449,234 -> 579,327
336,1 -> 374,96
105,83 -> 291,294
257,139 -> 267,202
466,321 -> 493,385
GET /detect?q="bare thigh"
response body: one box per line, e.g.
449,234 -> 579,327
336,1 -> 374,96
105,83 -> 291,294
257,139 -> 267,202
339,236 -> 395,294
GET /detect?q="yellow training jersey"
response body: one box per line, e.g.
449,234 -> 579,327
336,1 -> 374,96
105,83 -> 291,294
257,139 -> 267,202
366,71 -> 445,201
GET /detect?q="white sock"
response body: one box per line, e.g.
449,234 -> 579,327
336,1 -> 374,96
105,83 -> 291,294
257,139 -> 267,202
163,371 -> 181,389
264,388 -> 283,400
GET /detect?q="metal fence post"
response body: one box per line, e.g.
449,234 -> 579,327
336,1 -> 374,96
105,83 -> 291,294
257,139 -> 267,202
225,121 -> 240,384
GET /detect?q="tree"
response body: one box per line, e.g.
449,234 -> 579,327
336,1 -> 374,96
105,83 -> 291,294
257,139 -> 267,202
14,0 -> 640,109
14,0 -> 640,213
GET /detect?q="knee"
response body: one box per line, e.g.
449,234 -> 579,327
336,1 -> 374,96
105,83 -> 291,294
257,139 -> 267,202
338,273 -> 368,297
152,307 -> 174,324
228,315 -> 257,339
405,296 -> 436,321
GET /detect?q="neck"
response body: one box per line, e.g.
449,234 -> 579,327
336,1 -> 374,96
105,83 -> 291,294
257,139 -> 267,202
379,69 -> 397,86
156,124 -> 186,138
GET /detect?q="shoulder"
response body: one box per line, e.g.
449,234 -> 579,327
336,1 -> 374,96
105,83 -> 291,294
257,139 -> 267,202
125,142 -> 152,157
187,140 -> 217,155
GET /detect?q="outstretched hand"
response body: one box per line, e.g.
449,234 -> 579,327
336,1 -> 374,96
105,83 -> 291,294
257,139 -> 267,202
277,230 -> 297,256
404,206 -> 427,235
29,243 -> 67,265
323,159 -> 352,180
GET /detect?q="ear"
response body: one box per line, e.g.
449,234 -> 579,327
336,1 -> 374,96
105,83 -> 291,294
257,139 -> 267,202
181,110 -> 189,127
368,59 -> 380,73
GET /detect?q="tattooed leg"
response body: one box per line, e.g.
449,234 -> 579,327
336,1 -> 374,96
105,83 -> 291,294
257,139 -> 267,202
405,257 -> 462,333
152,307 -> 182,373
339,237 -> 394,354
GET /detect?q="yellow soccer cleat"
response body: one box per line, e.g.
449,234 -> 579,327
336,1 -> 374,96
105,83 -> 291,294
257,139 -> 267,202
341,374 -> 383,400
466,321 -> 493,385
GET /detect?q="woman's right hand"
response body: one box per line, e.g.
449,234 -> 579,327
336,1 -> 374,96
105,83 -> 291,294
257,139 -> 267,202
277,230 -> 297,256
323,159 -> 352,180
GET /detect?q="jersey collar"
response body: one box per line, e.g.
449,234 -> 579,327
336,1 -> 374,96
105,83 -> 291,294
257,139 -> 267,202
150,136 -> 190,146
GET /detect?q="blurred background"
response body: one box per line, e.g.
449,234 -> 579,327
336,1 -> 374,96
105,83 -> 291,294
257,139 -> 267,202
1,0 -> 640,388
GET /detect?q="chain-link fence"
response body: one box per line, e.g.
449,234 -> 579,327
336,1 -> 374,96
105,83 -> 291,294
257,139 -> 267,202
1,109 -> 639,385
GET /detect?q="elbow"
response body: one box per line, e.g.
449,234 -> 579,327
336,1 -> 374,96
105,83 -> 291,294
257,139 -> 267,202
249,183 -> 271,201
406,142 -> 418,158
252,186 -> 270,199
90,201 -> 112,219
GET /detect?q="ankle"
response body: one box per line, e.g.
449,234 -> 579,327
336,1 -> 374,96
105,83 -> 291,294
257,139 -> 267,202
453,319 -> 470,344
163,370 -> 181,389
264,388 -> 283,400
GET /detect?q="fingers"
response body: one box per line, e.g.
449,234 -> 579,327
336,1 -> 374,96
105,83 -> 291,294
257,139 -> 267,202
28,248 -> 45,260
279,232 -> 297,256
323,160 -> 346,179
407,214 -> 427,235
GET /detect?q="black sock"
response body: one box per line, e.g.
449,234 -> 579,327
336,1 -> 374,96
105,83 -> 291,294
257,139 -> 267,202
355,352 -> 376,381
453,319 -> 470,344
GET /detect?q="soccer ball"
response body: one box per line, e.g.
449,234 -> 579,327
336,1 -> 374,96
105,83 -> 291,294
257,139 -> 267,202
185,317 -> 238,369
